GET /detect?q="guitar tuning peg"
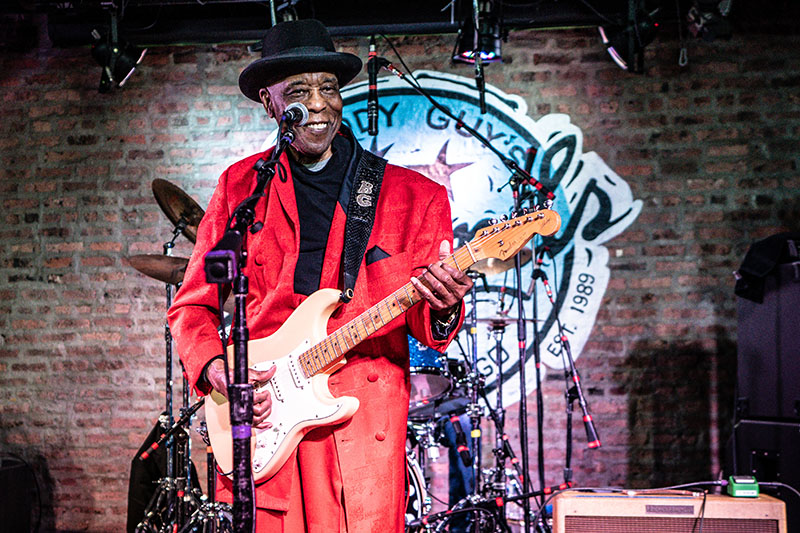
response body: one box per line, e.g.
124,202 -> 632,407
510,211 -> 518,218
489,218 -> 499,225
500,214 -> 508,221
532,204 -> 540,212
543,199 -> 553,209
520,207 -> 530,215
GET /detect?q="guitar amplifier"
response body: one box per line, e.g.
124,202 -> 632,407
552,491 -> 787,533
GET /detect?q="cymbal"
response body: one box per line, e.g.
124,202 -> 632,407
469,248 -> 532,276
127,254 -> 189,285
127,254 -> 235,315
152,179 -> 205,243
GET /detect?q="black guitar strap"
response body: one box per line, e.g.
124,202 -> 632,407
340,150 -> 387,303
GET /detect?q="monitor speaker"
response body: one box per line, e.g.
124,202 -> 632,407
552,491 -> 786,533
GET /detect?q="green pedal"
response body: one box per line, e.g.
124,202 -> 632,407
727,475 -> 759,497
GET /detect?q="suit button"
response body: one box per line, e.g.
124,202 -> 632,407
255,253 -> 265,265
375,431 -> 386,441
367,373 -> 379,382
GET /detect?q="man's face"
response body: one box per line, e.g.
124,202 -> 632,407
259,72 -> 343,165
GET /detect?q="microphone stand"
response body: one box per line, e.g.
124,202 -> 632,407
203,124 -> 297,533
376,59 -> 557,533
376,58 -> 555,202
534,260 -> 601,472
466,271 -> 482,516
163,219 -> 184,530
509,180 -> 538,533
470,0 -> 487,116
167,223 -> 197,525
489,315 -> 507,525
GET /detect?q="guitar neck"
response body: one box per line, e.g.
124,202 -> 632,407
296,244 -> 477,379
293,208 -> 561,379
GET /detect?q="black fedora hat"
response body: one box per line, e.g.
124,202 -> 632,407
239,19 -> 363,103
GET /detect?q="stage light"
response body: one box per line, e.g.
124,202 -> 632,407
452,0 -> 503,64
598,6 -> 659,73
90,10 -> 146,94
687,0 -> 733,41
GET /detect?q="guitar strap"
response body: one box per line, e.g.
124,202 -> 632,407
340,150 -> 387,304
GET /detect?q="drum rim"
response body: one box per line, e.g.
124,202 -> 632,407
404,450 -> 427,522
409,366 -> 450,374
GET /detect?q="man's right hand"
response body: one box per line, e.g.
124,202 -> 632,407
205,358 -> 277,429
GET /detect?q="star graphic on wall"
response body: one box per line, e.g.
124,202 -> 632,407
407,141 -> 473,200
369,137 -> 394,158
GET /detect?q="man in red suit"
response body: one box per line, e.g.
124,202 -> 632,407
168,19 -> 472,532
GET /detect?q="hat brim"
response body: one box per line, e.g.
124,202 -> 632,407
239,50 -> 363,102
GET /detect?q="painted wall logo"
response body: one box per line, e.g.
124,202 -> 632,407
342,71 -> 642,405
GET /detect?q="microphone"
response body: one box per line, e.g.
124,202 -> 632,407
504,481 -> 575,503
379,59 -> 404,79
536,245 -> 550,261
537,245 -> 550,257
524,146 -> 537,173
137,434 -> 164,461
138,399 -> 205,461
406,509 -> 449,529
449,414 -> 472,468
531,245 -> 550,282
583,412 -> 601,449
280,102 -> 308,127
367,35 -> 379,136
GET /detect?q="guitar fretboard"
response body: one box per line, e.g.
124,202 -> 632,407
296,244 -> 477,378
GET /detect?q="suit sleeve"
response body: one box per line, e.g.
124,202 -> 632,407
405,182 -> 464,353
167,169 -> 233,395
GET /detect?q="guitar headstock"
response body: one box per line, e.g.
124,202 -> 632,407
467,208 -> 561,264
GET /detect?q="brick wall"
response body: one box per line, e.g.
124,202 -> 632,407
1,14 -> 798,531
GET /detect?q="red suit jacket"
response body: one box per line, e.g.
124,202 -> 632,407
168,136 -> 461,529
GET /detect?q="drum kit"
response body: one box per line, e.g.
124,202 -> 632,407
403,269 -> 538,532
127,178 -> 549,532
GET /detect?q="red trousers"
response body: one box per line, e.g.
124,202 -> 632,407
251,427 -> 347,533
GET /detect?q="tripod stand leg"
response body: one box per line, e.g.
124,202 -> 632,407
136,480 -> 170,533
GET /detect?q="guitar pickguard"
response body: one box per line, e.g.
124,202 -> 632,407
249,341 -> 345,474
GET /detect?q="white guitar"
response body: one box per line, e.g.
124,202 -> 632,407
205,208 -> 561,482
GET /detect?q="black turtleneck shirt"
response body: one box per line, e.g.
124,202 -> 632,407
289,135 -> 352,295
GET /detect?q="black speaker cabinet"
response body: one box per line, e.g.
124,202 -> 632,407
0,456 -> 34,533
552,491 -> 787,533
736,259 -> 800,421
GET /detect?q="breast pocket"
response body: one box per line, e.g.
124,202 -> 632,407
363,250 -> 409,298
